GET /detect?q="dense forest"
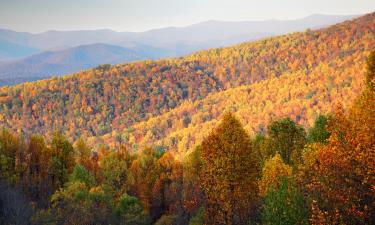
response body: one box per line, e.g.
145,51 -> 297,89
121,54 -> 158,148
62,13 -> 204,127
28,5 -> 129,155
0,13 -> 374,225
0,13 -> 373,153
0,52 -> 374,224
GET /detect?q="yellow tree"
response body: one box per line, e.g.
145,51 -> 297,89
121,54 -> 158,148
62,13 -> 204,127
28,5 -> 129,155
201,113 -> 260,225
74,138 -> 92,170
259,153 -> 292,197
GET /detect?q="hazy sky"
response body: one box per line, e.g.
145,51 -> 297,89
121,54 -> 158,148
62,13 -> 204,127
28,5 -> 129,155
0,0 -> 374,33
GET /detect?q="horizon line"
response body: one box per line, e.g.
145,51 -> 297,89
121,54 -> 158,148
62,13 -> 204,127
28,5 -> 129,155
0,13 -> 363,35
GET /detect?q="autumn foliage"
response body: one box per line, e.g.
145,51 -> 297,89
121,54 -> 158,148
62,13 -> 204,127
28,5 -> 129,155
0,13 -> 373,154
200,113 -> 260,224
301,57 -> 375,224
0,13 -> 374,225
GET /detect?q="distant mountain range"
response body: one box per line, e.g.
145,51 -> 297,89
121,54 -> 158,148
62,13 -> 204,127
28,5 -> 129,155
0,44 -> 144,85
0,14 -> 358,86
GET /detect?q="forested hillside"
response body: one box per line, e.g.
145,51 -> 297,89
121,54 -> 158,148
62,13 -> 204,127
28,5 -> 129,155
128,60 -> 366,155
0,12 -> 374,225
0,53 -> 373,224
0,13 -> 374,152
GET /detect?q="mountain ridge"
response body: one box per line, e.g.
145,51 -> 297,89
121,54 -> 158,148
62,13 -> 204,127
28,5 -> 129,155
0,12 -> 373,153
0,14 -> 360,86
0,43 -> 145,86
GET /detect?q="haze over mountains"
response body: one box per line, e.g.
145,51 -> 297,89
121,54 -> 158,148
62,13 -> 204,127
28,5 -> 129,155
0,14 -> 358,86
0,12 -> 373,152
0,44 -> 144,85
0,0 -> 374,221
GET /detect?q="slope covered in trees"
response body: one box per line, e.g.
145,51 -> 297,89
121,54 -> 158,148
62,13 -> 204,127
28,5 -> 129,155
0,13 -> 374,224
125,57 -> 366,155
0,13 -> 374,152
0,55 -> 373,223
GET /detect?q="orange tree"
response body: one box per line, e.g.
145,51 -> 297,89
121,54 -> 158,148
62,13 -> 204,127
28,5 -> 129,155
302,52 -> 375,224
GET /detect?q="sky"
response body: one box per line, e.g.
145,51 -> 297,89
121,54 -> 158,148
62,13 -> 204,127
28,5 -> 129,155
0,0 -> 374,33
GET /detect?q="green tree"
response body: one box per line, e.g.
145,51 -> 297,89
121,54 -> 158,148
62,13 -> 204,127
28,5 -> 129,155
100,150 -> 129,196
252,134 -> 273,167
307,115 -> 331,144
69,165 -> 96,188
201,113 -> 260,225
115,194 -> 151,225
0,129 -> 21,183
268,118 -> 306,165
34,182 -> 114,225
49,132 -> 75,189
262,178 -> 309,225
188,207 -> 204,225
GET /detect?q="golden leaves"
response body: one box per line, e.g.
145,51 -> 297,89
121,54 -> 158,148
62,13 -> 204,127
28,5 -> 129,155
259,153 -> 292,197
